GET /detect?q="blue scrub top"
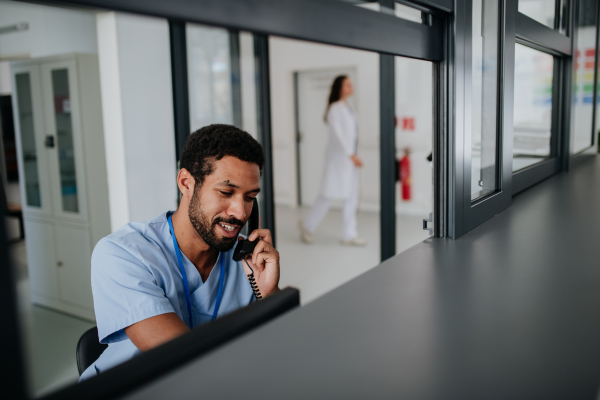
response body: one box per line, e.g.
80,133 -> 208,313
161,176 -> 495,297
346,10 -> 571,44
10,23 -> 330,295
79,212 -> 255,381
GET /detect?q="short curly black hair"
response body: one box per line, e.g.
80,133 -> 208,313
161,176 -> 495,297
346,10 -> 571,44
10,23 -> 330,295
179,124 -> 265,185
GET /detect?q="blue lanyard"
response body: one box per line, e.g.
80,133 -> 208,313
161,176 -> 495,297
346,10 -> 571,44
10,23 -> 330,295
167,214 -> 226,329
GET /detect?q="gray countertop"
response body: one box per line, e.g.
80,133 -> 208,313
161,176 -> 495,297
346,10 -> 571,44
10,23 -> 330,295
123,155 -> 600,400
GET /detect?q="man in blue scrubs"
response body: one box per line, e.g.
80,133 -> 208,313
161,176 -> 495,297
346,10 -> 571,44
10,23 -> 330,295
80,124 -> 280,380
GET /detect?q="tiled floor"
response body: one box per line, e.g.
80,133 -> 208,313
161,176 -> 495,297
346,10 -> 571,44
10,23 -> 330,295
276,205 -> 430,304
10,204 -> 428,395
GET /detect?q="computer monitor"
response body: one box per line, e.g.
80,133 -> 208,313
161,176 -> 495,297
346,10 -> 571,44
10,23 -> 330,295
41,286 -> 299,400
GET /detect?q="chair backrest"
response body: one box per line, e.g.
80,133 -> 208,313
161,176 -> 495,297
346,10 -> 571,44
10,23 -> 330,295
76,327 -> 108,376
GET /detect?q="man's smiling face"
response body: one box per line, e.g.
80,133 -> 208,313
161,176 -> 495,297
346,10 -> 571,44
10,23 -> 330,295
188,155 -> 261,252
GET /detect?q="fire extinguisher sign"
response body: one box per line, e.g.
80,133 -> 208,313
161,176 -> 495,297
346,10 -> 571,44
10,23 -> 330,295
402,117 -> 415,131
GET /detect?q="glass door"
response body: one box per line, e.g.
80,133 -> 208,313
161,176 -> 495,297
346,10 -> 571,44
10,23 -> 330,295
40,59 -> 87,222
10,64 -> 52,217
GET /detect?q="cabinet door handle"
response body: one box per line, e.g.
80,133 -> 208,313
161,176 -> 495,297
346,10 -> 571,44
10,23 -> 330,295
45,135 -> 55,148
57,261 -> 63,267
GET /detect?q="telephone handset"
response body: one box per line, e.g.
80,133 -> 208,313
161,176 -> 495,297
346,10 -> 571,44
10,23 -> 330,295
233,198 -> 262,300
233,198 -> 259,261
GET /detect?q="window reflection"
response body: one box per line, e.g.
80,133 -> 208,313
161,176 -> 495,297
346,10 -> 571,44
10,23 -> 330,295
512,44 -> 554,171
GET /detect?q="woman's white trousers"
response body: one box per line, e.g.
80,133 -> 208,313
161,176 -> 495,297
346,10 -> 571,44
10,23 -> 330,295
303,173 -> 359,241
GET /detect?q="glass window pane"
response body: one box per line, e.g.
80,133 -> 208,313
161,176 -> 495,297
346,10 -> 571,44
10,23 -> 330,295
571,0 -> 598,154
51,69 -> 79,213
15,73 -> 41,208
512,44 -> 554,171
394,3 -> 423,24
270,37 -> 381,304
596,26 -> 600,153
395,56 -> 434,252
186,24 -> 234,131
341,0 -> 424,24
518,0 -> 556,30
471,0 -> 500,201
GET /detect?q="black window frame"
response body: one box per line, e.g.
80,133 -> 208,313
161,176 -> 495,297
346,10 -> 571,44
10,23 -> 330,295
452,0 -> 600,235
450,0 -> 514,238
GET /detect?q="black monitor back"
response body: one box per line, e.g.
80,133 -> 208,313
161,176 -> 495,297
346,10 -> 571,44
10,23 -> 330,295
41,287 -> 300,400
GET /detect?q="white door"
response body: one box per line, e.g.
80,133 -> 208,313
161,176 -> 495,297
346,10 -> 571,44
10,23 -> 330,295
23,219 -> 59,298
55,224 -> 94,311
40,59 -> 88,223
296,67 -> 357,206
11,65 -> 53,217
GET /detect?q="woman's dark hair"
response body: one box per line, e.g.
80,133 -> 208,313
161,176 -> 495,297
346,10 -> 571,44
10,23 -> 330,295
179,124 -> 265,185
324,75 -> 348,122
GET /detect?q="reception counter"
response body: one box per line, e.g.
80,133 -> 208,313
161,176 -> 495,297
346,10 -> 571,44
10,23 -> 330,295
123,155 -> 600,399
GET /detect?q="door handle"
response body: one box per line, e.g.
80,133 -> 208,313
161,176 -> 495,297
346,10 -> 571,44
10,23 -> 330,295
45,135 -> 55,148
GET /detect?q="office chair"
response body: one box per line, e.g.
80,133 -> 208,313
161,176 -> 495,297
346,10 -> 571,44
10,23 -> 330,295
76,327 -> 108,376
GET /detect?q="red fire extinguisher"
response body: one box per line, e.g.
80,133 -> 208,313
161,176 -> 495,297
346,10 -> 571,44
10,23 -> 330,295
399,148 -> 411,201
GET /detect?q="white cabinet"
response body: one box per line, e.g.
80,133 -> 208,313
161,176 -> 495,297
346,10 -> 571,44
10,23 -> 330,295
12,54 -> 110,321
55,225 -> 94,310
23,220 -> 58,299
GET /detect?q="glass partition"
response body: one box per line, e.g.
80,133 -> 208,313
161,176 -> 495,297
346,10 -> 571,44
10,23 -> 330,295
271,37 -> 381,303
518,0 -> 569,34
346,0 -> 424,24
394,2 -> 423,24
570,0 -> 598,154
395,56 -> 433,252
471,0 -> 500,200
512,44 -> 554,171
597,28 -> 600,152
186,24 -> 234,130
518,0 -> 556,30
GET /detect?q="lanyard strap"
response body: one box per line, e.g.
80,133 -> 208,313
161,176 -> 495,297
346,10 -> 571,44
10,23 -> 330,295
168,214 -> 225,329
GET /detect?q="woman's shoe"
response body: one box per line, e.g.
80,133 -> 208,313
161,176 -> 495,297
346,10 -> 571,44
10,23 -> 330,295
298,220 -> 313,244
340,237 -> 367,247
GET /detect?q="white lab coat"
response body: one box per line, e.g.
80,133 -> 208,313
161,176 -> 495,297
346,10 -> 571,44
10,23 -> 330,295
319,101 -> 358,200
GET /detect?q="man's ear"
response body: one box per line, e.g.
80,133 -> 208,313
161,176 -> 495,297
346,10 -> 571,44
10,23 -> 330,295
177,168 -> 196,199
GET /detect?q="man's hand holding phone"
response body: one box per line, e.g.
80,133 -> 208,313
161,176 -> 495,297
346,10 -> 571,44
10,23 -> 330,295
239,228 -> 280,297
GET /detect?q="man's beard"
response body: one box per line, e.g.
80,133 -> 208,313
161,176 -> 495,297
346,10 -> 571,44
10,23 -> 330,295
188,186 -> 243,253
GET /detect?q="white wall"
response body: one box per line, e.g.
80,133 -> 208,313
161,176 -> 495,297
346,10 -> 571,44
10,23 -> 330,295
97,12 -> 177,231
0,0 -> 97,60
269,37 -> 433,215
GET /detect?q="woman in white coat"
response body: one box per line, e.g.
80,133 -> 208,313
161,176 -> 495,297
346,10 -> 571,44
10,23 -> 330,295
299,75 -> 366,246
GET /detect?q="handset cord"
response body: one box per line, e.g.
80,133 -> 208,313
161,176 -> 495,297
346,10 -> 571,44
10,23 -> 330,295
244,258 -> 263,300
